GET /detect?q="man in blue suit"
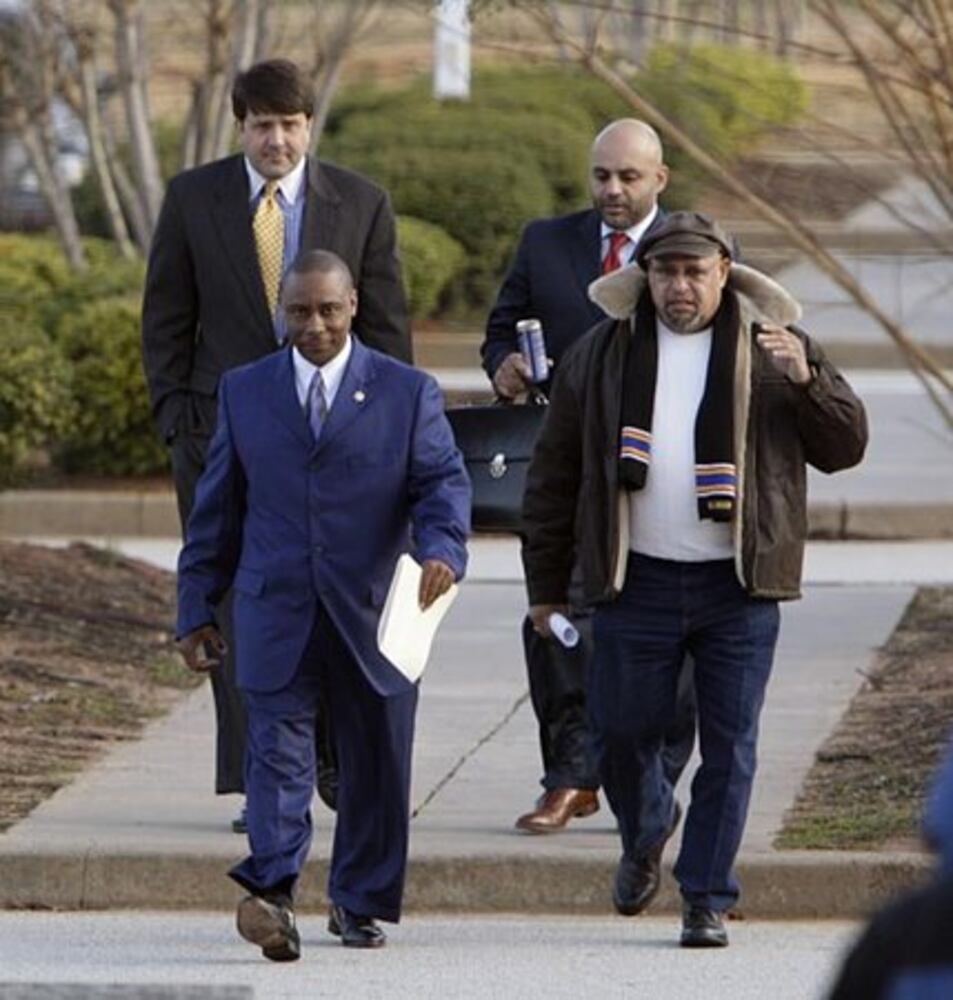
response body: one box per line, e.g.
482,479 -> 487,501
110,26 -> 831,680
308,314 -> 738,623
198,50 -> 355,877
481,120 -> 695,837
177,250 -> 470,961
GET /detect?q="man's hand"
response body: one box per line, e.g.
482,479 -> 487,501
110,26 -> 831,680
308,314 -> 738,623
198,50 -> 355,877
529,603 -> 570,639
418,559 -> 456,610
492,352 -> 533,401
177,624 -> 228,673
756,324 -> 812,386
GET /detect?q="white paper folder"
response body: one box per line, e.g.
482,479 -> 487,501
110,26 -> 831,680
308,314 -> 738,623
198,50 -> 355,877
377,554 -> 459,683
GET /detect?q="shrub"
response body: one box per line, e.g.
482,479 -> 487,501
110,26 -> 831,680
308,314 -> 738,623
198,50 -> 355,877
0,233 -> 145,334
396,216 -> 466,320
0,325 -> 75,486
53,296 -> 168,477
636,43 -> 808,206
0,234 -> 76,327
345,148 -> 553,309
328,106 -> 590,213
321,67 -> 625,312
324,57 -> 805,310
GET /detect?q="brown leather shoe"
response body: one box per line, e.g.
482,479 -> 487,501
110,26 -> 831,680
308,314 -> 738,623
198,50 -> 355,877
514,788 -> 599,834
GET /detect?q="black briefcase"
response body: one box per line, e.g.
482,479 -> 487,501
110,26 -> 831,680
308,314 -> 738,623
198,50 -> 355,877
445,396 -> 548,534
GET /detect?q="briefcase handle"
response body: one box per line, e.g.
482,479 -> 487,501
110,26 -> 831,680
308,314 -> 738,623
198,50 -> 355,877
493,387 -> 548,408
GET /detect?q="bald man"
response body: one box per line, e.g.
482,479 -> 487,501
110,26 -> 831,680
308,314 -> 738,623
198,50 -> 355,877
482,119 -> 695,835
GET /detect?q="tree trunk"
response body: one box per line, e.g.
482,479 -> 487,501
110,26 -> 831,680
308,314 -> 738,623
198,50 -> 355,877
109,0 -> 163,237
101,116 -> 153,255
655,0 -> 677,43
17,112 -> 87,270
76,46 -> 136,259
210,0 -> 264,161
307,1 -> 381,157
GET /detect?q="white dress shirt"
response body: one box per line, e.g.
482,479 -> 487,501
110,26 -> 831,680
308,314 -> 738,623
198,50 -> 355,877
292,336 -> 353,412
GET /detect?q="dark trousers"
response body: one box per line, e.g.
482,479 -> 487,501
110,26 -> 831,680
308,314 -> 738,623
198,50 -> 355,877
230,610 -> 417,921
523,604 -> 696,793
172,421 -> 334,797
590,553 -> 780,912
172,427 -> 246,793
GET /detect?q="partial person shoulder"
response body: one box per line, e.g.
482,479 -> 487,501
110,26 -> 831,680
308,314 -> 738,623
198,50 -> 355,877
364,345 -> 439,398
166,153 -> 242,199
313,158 -> 389,205
522,208 -> 595,246
220,349 -> 285,394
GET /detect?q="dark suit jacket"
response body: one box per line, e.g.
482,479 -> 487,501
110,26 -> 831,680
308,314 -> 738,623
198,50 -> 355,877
177,339 -> 470,698
142,154 -> 412,444
482,208 -> 664,392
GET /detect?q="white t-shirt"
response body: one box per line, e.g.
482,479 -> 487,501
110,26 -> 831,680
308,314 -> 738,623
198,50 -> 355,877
628,320 -> 734,562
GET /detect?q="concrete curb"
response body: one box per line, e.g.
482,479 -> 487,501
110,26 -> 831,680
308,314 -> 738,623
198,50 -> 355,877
0,850 -> 932,918
3,490 -> 952,540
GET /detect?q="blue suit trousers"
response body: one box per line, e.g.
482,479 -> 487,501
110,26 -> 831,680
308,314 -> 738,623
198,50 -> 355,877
229,608 -> 418,922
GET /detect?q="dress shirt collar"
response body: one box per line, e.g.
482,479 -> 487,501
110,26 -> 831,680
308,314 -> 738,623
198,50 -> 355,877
600,204 -> 660,252
245,155 -> 308,206
291,335 -> 353,411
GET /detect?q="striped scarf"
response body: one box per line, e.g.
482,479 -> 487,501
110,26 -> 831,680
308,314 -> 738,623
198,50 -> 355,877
618,291 -> 739,522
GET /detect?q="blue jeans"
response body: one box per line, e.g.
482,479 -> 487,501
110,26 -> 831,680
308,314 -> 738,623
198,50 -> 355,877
591,553 -> 780,911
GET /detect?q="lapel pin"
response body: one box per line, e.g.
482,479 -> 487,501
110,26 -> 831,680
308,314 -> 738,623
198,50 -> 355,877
354,390 -> 366,403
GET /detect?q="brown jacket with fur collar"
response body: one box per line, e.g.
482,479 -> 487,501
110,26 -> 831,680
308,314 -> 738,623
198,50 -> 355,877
521,262 -> 868,606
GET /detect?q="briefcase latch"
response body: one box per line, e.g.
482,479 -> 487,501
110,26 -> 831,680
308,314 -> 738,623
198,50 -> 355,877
489,452 -> 507,479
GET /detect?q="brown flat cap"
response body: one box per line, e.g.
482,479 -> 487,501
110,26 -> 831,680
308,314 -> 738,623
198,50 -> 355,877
636,211 -> 735,267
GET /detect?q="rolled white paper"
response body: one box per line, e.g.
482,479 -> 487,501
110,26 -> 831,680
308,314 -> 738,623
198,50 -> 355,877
548,612 -> 580,649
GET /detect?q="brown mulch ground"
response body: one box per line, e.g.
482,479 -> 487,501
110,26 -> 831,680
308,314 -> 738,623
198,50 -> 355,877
0,540 -> 200,832
777,586 -> 953,851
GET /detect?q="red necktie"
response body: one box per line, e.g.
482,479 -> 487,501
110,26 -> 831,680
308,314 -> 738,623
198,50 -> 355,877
602,231 -> 630,275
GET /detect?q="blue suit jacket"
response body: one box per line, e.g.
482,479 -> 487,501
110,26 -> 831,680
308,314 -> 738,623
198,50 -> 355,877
482,208 -> 665,391
176,339 -> 471,698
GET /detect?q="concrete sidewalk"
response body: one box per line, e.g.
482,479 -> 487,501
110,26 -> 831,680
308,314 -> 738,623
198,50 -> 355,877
1,364 -> 948,917
0,538 -> 945,918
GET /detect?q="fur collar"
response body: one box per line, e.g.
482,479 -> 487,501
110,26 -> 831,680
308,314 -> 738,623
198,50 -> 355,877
588,261 -> 802,327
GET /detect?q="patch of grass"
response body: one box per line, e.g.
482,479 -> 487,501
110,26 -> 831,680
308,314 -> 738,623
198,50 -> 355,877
777,804 -> 919,850
777,587 -> 953,851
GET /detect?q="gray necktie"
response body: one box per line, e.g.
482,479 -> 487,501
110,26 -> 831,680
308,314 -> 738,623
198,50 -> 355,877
307,369 -> 328,441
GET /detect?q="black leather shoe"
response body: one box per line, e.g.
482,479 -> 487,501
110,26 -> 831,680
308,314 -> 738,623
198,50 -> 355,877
680,903 -> 729,947
328,902 -> 386,948
236,894 -> 301,962
612,801 -> 682,916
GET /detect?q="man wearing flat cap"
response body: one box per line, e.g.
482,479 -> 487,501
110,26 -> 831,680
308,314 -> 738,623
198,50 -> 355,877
521,211 -> 867,947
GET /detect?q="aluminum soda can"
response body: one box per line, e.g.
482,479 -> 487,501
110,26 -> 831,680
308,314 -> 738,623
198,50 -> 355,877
516,318 -> 548,383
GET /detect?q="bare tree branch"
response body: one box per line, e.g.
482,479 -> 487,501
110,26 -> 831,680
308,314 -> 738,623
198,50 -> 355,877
0,5 -> 87,269
108,0 -> 163,236
308,0 -> 381,153
516,0 -> 953,427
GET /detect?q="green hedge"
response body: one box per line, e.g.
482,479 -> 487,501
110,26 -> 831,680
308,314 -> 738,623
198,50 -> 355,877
637,43 -> 808,205
0,325 -> 75,486
329,106 -> 590,212
53,296 -> 168,476
0,233 -> 145,333
323,58 -> 805,313
0,234 -> 164,481
347,148 -> 553,308
397,216 -> 466,320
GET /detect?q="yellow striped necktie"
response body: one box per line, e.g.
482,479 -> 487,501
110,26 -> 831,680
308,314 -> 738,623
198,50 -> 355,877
253,180 -> 284,315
